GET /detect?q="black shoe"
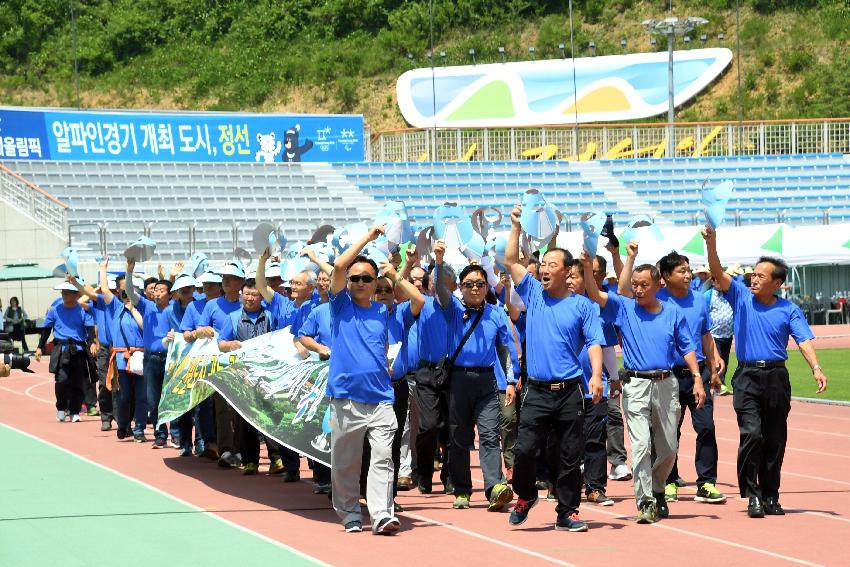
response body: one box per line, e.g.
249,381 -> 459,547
747,497 -> 765,518
393,501 -> 405,513
418,483 -> 432,495
100,421 -> 112,432
116,426 -> 127,440
764,497 -> 785,516
443,479 -> 455,495
654,493 -> 669,519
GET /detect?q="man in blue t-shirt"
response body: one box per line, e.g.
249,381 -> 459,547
703,225 -> 827,518
505,204 -> 604,533
653,251 -> 726,506
35,280 -> 95,423
583,241 -> 703,525
327,224 -> 405,536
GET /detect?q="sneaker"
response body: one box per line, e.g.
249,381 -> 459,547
267,458 -> 285,475
283,470 -> 301,483
417,483 -> 432,495
116,427 -> 128,440
152,437 -> 167,449
636,500 -> 658,524
535,480 -> 549,490
555,512 -> 588,532
674,476 -> 687,488
695,482 -> 727,504
396,476 -> 413,491
508,497 -> 538,526
374,517 -> 400,536
442,478 -> 455,495
56,410 -> 66,422
169,437 -> 181,449
243,463 -> 258,475
655,493 -> 669,519
100,421 -> 111,432
70,414 -> 81,423
488,482 -> 514,512
86,406 -> 100,417
546,483 -> 557,502
664,482 -> 679,502
586,489 -> 614,506
179,445 -> 193,457
313,482 -> 331,494
218,451 -> 241,468
133,433 -> 147,443
344,521 -> 362,533
718,384 -> 732,396
453,494 -> 471,509
393,501 -> 405,513
609,464 -> 632,481
194,439 -> 205,457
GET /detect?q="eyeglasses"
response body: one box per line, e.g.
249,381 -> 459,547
375,287 -> 393,294
349,275 -> 376,284
461,281 -> 487,290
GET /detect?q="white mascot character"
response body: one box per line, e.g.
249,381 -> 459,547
255,132 -> 282,163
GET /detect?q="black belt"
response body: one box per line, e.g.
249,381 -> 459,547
147,351 -> 167,357
672,361 -> 706,373
623,369 -> 671,380
740,360 -> 786,369
453,366 -> 492,374
527,376 -> 581,391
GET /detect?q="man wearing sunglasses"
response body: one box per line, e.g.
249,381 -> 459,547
433,240 -> 516,513
327,224 -> 423,536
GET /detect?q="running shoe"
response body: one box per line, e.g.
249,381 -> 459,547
488,482 -> 514,512
555,512 -> 588,532
374,517 -> 400,536
243,463 -> 258,475
637,500 -> 658,524
453,494 -> 471,509
695,482 -> 727,504
586,489 -> 614,506
508,497 -> 538,526
664,482 -> 679,502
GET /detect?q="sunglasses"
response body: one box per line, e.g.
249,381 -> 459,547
349,275 -> 376,284
461,281 -> 487,290
375,286 -> 393,294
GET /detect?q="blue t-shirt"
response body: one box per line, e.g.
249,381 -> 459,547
269,292 -> 297,331
137,296 -> 171,353
90,295 -> 113,347
602,293 -> 695,371
516,273 -> 603,381
179,298 -> 208,332
292,298 -> 320,336
579,344 -> 609,399
298,303 -> 333,347
416,296 -> 450,364
396,308 -> 421,378
327,289 -> 392,404
198,296 -> 243,335
106,298 -> 143,371
442,295 -> 512,371
657,288 -> 711,364
388,301 -> 416,379
724,278 -> 814,362
43,303 -> 94,351
165,300 -> 189,331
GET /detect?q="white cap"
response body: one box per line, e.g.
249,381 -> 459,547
265,263 -> 282,278
219,262 -> 246,279
54,281 -> 81,292
171,274 -> 198,291
196,270 -> 223,284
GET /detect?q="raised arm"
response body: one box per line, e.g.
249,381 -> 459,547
125,258 -> 141,306
617,241 -> 638,298
330,224 -> 385,296
169,261 -> 185,283
301,246 -> 334,276
99,256 -> 114,305
432,240 -> 453,310
580,250 -> 609,308
505,204 -> 529,285
702,225 -> 731,292
606,241 -> 625,278
255,248 -> 275,303
68,273 -> 99,302
382,259 -> 425,316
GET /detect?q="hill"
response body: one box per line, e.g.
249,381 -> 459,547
1,1 -> 848,132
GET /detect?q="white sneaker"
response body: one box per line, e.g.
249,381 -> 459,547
71,414 -> 81,423
56,410 -> 66,422
609,464 -> 632,481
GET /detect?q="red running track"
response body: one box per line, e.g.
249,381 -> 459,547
2,361 -> 848,567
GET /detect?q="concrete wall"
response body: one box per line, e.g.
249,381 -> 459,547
0,200 -> 67,321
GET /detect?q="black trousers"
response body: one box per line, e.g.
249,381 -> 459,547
414,367 -> 451,490
714,337 -> 733,383
96,343 -> 114,421
512,380 -> 585,519
583,396 -> 608,494
667,366 -> 718,487
237,412 -> 282,466
55,350 -> 87,415
731,365 -> 791,499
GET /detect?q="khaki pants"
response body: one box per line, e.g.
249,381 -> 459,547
622,376 -> 681,508
331,398 -> 397,530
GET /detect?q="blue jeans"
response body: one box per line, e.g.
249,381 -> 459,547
116,369 -> 148,435
144,352 -> 168,440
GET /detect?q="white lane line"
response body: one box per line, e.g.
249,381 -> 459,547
0,386 -> 25,396
713,416 -> 850,439
24,380 -> 54,404
795,511 -> 850,524
0,422 -> 332,567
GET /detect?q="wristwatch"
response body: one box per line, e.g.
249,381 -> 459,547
812,364 -> 822,372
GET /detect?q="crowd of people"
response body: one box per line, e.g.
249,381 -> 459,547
30,208 -> 829,535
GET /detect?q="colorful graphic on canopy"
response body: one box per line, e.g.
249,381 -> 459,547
761,226 -> 784,254
397,48 -> 732,128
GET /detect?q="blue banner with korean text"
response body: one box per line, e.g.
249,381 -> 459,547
0,107 -> 364,162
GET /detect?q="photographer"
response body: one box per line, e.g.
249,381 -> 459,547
35,280 -> 96,422
4,297 -> 29,352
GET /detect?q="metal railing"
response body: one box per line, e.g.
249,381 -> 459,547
369,118 -> 850,162
0,163 -> 69,237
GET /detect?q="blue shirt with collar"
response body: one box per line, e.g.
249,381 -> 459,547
327,288 -> 392,404
416,296 -> 449,365
269,292 -> 297,331
198,296 -> 243,335
179,297 -> 208,332
298,302 -> 332,347
292,297 -> 321,336
219,306 -> 274,341
602,292 -> 695,371
724,277 -> 813,362
657,287 -> 711,364
43,303 -> 94,351
516,273 -> 603,381
137,296 -> 171,353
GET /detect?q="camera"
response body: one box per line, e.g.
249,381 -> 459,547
0,332 -> 33,373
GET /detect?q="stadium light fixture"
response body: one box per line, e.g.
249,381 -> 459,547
683,35 -> 691,44
642,15 -> 708,156
650,36 -> 657,46
468,48 -> 476,65
718,32 -> 725,40
588,41 -> 596,56
620,38 -> 627,51
498,46 -> 506,63
558,43 -> 566,58
439,51 -> 447,66
700,34 -> 708,45
406,53 -> 415,66
528,46 -> 536,60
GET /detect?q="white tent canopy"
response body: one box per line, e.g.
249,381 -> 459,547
556,223 -> 850,268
